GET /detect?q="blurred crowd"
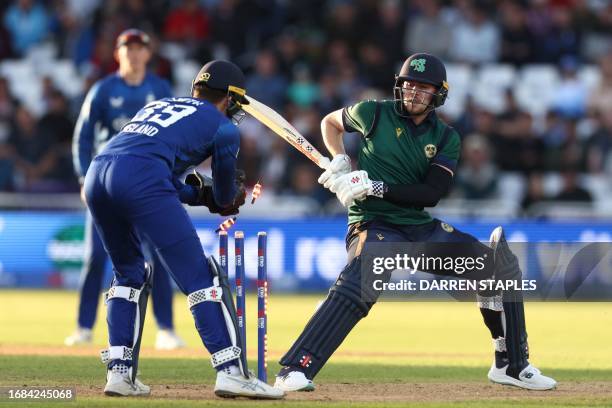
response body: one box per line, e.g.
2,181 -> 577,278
0,0 -> 611,215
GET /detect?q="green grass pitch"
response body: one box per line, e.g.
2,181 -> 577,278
0,290 -> 611,407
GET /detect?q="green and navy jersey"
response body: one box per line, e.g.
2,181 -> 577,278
342,100 -> 461,225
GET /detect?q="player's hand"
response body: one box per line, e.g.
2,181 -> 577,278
318,154 -> 351,191
185,170 -> 214,206
217,170 -> 246,216
332,170 -> 371,207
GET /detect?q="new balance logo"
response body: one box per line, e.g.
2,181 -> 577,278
351,176 -> 360,183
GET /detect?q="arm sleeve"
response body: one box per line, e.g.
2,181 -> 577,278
383,164 -> 454,207
72,82 -> 103,182
431,127 -> 461,176
172,177 -> 198,204
212,122 -> 240,207
341,100 -> 378,136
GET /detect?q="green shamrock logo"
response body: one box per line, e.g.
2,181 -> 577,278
410,58 -> 426,73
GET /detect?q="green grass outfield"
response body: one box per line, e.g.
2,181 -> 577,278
0,290 -> 611,407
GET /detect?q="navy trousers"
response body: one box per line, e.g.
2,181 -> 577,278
76,211 -> 174,330
84,155 -> 231,367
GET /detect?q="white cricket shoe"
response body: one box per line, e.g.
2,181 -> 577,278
154,329 -> 186,350
274,369 -> 315,392
104,364 -> 151,396
488,363 -> 557,390
214,370 -> 285,399
64,328 -> 92,346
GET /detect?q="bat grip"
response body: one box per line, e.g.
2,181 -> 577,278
317,156 -> 331,170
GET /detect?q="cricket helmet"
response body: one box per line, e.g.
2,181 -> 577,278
393,53 -> 449,116
192,60 -> 248,104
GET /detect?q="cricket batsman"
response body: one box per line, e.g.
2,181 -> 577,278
83,59 -> 284,399
68,29 -> 184,350
274,53 -> 557,392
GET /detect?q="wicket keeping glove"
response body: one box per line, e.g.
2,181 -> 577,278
331,170 -> 385,207
185,170 -> 246,215
318,154 -> 351,191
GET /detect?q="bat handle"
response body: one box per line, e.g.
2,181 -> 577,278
317,156 -> 331,170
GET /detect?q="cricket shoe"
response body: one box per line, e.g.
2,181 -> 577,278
488,363 -> 557,390
274,367 -> 315,392
154,329 -> 186,350
103,364 -> 150,396
214,370 -> 285,399
64,327 -> 92,346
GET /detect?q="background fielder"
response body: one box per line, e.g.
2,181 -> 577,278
68,29 -> 184,350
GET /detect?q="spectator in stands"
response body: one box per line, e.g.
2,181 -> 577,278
317,69 -> 343,116
357,41 -> 390,91
550,56 -> 588,119
449,1 -> 500,65
287,163 -> 329,208
580,2 -> 612,62
37,90 -> 77,191
0,77 -> 16,191
0,77 -> 17,138
586,108 -> 612,174
0,21 -> 14,59
274,29 -> 305,78
163,0 -> 210,47
8,105 -> 57,191
0,141 -> 14,191
496,109 -> 545,173
405,0 -> 450,60
588,51 -> 612,116
287,64 -> 319,108
532,5 -> 580,63
3,0 -> 52,56
456,133 -> 498,199
209,0 -> 249,60
554,166 -> 592,204
368,0 -> 404,72
325,0 -> 362,54
521,172 -> 549,216
498,0 -> 534,66
246,49 -> 288,112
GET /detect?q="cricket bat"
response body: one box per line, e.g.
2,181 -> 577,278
240,95 -> 330,169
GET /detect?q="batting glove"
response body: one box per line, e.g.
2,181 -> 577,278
318,154 -> 351,191
331,170 -> 385,207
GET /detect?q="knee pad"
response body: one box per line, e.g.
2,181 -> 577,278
187,256 -> 248,377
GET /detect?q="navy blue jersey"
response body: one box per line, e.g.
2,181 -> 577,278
100,97 -> 240,207
72,72 -> 173,180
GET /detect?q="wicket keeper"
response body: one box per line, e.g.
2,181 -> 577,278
84,59 -> 283,399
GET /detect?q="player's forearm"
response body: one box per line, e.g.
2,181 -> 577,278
172,177 -> 199,204
321,110 -> 346,156
383,165 -> 453,207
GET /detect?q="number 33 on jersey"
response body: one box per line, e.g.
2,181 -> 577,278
123,98 -> 199,136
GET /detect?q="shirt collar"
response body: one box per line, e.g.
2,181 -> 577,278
405,110 -> 437,134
